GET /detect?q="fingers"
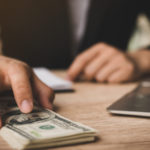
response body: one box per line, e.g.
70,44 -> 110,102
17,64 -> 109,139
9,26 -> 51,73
95,59 -> 135,83
68,44 -> 101,80
0,56 -> 55,117
8,64 -> 33,113
68,43 -> 118,80
68,42 -> 137,83
95,62 -> 120,82
83,51 -> 115,80
8,65 -> 54,112
108,65 -> 135,83
108,69 -> 128,83
32,73 -> 54,110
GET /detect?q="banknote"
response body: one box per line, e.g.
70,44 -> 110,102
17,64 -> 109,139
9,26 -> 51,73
0,104 -> 97,150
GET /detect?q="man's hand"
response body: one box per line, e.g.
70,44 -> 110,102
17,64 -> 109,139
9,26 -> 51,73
0,56 -> 54,127
68,43 -> 142,83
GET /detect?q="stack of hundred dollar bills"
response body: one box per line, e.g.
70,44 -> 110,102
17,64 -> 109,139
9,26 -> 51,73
0,98 -> 97,150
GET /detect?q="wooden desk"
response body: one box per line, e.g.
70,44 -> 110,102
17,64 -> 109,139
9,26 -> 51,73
1,70 -> 150,150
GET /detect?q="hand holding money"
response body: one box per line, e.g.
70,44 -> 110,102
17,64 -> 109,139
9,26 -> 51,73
0,56 -> 54,127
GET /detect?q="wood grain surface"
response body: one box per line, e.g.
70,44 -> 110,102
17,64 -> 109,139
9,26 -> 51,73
1,70 -> 150,150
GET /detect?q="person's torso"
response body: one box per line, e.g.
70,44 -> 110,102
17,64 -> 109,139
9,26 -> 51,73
0,0 -> 144,68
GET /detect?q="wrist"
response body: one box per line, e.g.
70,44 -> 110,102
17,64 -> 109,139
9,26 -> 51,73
128,49 -> 150,75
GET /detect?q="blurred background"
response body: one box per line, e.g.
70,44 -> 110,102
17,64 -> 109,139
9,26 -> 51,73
128,14 -> 150,51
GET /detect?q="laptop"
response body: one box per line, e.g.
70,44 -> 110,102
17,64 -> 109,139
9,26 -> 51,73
107,81 -> 150,117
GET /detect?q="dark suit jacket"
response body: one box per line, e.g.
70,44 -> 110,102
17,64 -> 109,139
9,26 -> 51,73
0,0 -> 150,68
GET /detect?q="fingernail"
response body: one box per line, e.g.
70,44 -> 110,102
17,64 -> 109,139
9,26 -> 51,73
21,100 -> 33,113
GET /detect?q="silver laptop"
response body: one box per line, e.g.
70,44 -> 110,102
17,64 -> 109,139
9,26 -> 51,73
107,81 -> 150,117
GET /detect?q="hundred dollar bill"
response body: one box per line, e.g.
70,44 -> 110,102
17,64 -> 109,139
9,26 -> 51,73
0,105 -> 97,150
